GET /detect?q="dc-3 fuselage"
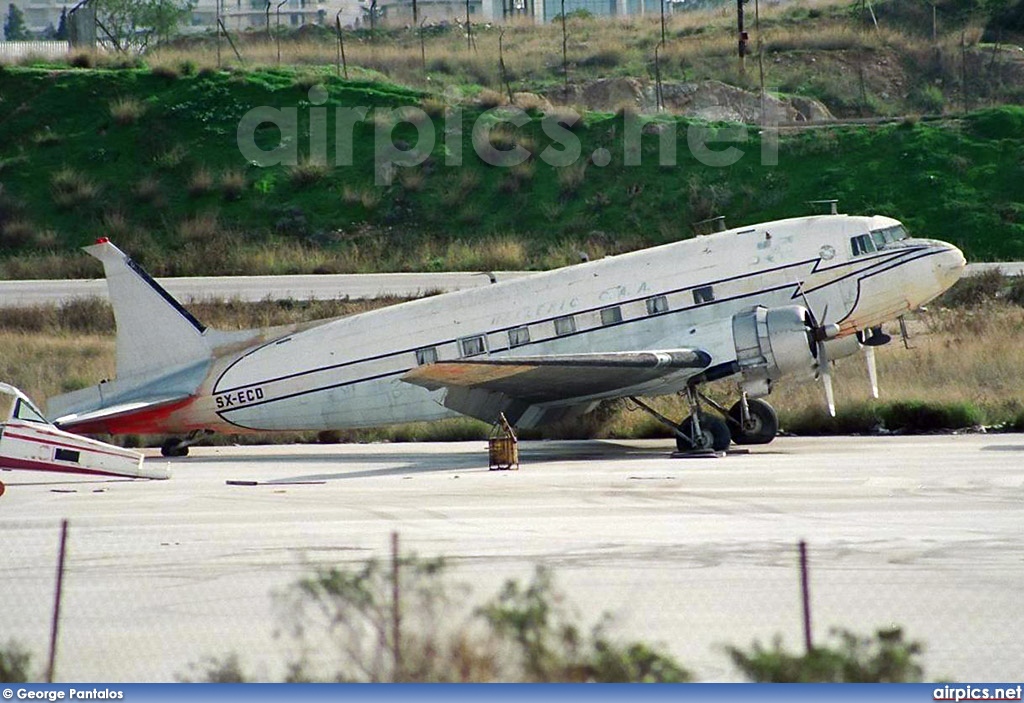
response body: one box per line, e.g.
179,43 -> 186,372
47,213 -> 965,453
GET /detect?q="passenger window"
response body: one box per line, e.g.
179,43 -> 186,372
554,315 -> 576,336
459,336 -> 487,357
600,306 -> 622,326
415,347 -> 438,365
692,286 -> 715,305
508,326 -> 530,348
645,295 -> 669,315
850,234 -> 876,257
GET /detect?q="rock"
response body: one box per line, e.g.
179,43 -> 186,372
790,96 -> 834,122
545,77 -> 644,111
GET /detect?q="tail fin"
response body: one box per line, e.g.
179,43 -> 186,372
87,238 -> 211,380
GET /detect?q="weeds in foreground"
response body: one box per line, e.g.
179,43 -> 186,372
728,627 -> 924,683
183,557 -> 690,682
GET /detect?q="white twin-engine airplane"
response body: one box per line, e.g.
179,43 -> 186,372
47,212 -> 965,457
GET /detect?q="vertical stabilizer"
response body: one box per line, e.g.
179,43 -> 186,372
86,239 -> 211,380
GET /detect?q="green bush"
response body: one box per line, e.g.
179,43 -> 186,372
0,640 -> 33,683
728,627 -> 925,683
966,106 -> 1024,140
878,400 -> 983,432
938,269 -> 1006,307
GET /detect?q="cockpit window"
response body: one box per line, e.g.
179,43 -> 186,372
870,224 -> 909,249
850,234 -> 877,257
13,398 -> 47,423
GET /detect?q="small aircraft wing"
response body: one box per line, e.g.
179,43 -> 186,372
402,349 -> 711,426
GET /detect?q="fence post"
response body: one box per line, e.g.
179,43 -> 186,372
799,539 -> 813,653
46,519 -> 69,683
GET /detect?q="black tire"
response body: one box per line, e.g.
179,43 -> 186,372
160,438 -> 189,458
676,413 -> 731,452
727,398 -> 779,445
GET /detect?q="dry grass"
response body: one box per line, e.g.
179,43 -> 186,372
136,0 -> 947,98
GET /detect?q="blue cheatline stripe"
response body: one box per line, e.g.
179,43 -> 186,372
4,684 -> 1021,702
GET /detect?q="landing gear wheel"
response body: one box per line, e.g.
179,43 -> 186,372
160,438 -> 189,458
727,398 -> 779,445
676,413 -> 731,453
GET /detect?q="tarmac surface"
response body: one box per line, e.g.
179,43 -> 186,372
1,435 -> 1022,682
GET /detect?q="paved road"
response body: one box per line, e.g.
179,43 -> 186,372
0,272 -> 532,307
1,435 -> 1021,682
0,264 -> 1015,307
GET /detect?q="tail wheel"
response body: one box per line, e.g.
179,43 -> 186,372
160,438 -> 189,458
676,413 -> 731,452
727,398 -> 779,445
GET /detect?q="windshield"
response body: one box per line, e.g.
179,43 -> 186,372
870,224 -> 909,249
13,398 -> 48,423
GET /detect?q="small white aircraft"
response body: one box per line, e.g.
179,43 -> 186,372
0,382 -> 166,489
47,212 -> 965,456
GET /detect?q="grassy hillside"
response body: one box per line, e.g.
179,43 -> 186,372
0,64 -> 1023,276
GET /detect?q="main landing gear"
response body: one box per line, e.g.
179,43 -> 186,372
629,387 -> 778,454
160,429 -> 214,457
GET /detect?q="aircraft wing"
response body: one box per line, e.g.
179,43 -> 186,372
402,349 -> 711,426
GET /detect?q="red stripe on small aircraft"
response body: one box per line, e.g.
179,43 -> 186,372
3,428 -> 138,461
0,455 -> 135,478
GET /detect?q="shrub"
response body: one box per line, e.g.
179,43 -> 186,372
289,159 -> 331,188
50,167 -> 99,209
476,89 -> 507,109
728,627 -> 924,682
878,400 -> 983,432
149,63 -> 181,80
557,162 -> 587,195
69,51 -> 93,68
110,97 -> 146,125
220,169 -> 247,201
177,213 -> 220,243
30,128 -> 61,147
154,144 -> 188,170
910,85 -> 945,114
420,97 -> 447,119
0,639 -> 34,682
132,176 -> 164,204
938,269 -> 1005,307
187,168 -> 215,197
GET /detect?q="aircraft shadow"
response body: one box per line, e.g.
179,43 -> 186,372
202,440 -> 678,484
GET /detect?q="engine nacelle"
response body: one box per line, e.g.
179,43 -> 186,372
731,305 -> 818,397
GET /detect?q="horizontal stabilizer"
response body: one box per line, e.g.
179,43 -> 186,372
53,394 -> 194,436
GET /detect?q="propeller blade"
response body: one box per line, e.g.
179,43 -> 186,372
865,345 -> 879,399
818,340 -> 836,417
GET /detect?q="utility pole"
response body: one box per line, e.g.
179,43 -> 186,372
737,0 -> 747,73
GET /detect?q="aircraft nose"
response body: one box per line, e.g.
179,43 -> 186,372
934,241 -> 967,289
